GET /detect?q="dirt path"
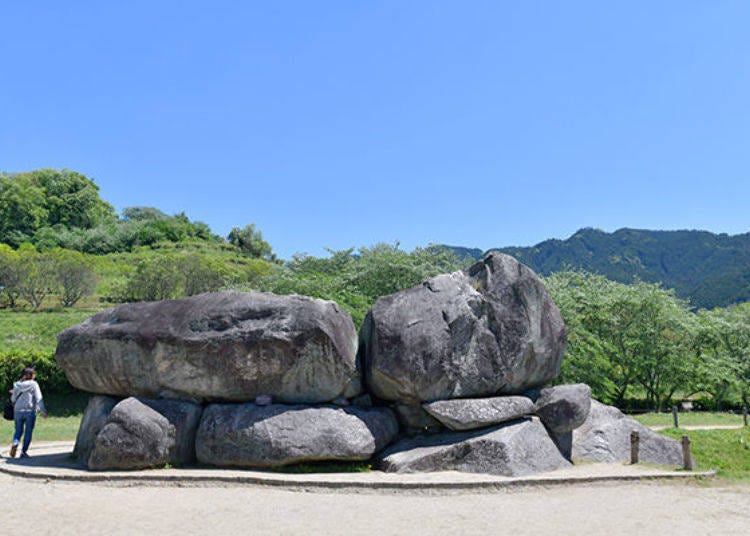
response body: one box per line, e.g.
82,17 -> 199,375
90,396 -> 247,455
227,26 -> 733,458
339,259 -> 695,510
1,472 -> 748,535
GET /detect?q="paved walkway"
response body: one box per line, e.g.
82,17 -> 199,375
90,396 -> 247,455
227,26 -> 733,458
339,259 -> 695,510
0,441 -> 713,492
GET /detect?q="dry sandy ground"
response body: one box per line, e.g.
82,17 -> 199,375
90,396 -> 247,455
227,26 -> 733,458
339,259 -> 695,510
1,473 -> 748,536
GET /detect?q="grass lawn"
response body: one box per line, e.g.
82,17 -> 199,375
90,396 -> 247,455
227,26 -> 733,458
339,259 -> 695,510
0,415 -> 82,444
659,428 -> 750,481
632,411 -> 746,428
0,308 -> 99,353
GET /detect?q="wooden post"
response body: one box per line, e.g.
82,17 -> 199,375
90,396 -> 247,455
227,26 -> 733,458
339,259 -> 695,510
630,430 -> 639,464
743,406 -> 748,427
672,405 -> 679,429
682,435 -> 694,471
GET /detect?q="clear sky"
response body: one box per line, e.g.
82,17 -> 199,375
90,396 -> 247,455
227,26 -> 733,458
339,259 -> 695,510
2,2 -> 749,258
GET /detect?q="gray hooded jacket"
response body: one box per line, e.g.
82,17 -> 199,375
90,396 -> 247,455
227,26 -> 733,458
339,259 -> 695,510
11,380 -> 47,414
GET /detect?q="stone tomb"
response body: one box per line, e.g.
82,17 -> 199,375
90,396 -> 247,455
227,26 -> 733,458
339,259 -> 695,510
58,253 -> 683,474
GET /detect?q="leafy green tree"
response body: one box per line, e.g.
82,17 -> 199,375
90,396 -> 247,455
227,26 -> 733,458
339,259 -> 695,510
0,173 -> 48,246
0,244 -> 23,307
695,305 -> 750,409
227,224 -> 275,260
0,169 -> 114,246
16,245 -> 56,310
545,271 -> 696,410
49,248 -> 98,307
123,256 -> 183,302
29,169 -> 115,229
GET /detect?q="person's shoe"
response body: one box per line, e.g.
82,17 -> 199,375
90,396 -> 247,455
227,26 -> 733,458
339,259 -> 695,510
9,444 -> 17,458
20,452 -> 29,459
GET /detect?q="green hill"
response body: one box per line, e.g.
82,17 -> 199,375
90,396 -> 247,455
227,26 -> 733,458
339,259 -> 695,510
443,228 -> 750,309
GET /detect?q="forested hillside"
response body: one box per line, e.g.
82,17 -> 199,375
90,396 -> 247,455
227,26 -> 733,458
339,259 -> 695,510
2,169 -> 750,412
445,227 -> 750,309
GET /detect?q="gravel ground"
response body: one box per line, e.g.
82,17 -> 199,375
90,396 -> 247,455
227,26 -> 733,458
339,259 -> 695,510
1,472 -> 748,535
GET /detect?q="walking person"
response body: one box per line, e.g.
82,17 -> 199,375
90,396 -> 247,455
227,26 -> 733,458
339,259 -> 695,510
8,367 -> 48,458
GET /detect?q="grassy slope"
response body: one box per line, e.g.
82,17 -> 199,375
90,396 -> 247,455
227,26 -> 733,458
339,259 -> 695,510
0,308 -> 99,353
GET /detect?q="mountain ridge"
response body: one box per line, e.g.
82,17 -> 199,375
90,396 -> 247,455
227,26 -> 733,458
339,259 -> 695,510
441,227 -> 750,309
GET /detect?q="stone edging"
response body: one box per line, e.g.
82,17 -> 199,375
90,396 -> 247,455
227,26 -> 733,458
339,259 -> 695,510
0,446 -> 716,493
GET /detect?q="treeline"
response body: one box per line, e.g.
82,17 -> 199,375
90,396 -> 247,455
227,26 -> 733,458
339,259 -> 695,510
547,272 -> 750,412
0,169 -> 274,258
2,168 -> 750,411
0,245 -> 97,309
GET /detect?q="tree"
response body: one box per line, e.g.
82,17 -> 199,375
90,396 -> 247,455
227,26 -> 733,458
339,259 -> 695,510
123,256 -> 183,302
49,249 -> 97,307
695,305 -> 750,409
15,245 -> 56,310
544,271 -> 695,410
0,173 -> 48,246
0,169 -> 114,247
29,169 -> 115,229
0,244 -> 23,307
227,224 -> 275,260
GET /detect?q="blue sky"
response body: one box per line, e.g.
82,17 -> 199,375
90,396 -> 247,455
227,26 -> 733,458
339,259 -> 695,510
2,2 -> 749,258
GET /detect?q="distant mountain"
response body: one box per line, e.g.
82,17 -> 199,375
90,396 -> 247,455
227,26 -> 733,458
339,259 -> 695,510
442,228 -> 750,309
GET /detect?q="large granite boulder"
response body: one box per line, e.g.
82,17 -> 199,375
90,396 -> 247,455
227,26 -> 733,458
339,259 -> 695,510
196,404 -> 399,467
88,398 -> 175,471
138,398 -> 203,465
423,396 -> 535,431
534,384 -> 591,434
73,395 -> 121,465
56,291 -> 361,404
361,253 -> 566,403
378,417 -> 571,476
572,400 -> 683,466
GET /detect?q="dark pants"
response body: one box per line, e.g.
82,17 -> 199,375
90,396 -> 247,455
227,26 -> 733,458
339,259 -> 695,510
13,411 -> 37,453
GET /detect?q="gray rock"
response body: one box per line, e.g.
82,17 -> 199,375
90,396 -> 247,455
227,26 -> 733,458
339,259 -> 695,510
378,417 -> 571,476
196,404 -> 399,467
423,396 -> 535,431
361,253 -> 566,403
73,395 -> 120,465
534,384 -> 591,434
56,291 -> 361,404
88,398 -> 175,470
572,400 -> 684,466
395,404 -> 445,436
351,394 -> 373,407
137,398 -> 203,465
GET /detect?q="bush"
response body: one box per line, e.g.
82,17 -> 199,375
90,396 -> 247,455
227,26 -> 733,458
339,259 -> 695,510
0,350 -> 74,396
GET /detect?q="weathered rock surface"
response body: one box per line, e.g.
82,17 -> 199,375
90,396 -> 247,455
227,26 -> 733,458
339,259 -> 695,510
534,384 -> 591,434
423,396 -> 535,431
378,417 -> 571,476
361,253 -> 566,403
572,400 -> 683,466
196,404 -> 399,467
73,395 -> 121,465
138,398 -> 203,465
56,291 -> 361,404
88,398 -> 175,470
